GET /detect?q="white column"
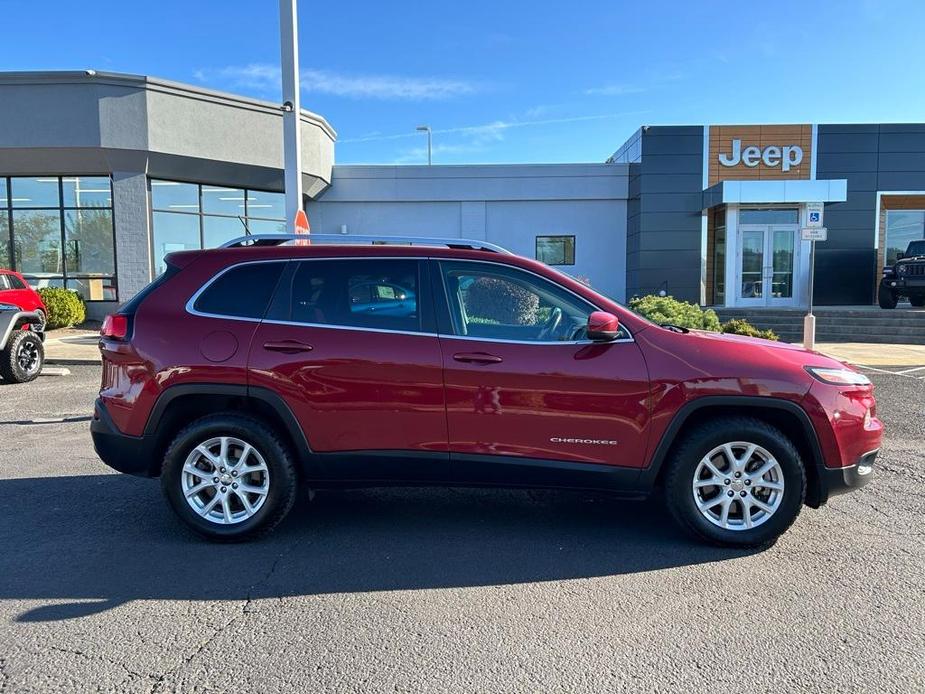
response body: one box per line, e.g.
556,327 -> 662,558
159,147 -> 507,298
279,0 -> 303,227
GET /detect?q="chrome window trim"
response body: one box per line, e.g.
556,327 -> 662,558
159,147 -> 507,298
185,256 -> 635,345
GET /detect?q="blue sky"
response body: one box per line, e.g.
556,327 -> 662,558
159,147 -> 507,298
3,0 -> 924,164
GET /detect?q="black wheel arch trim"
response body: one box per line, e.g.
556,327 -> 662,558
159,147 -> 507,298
638,396 -> 829,506
142,382 -> 314,463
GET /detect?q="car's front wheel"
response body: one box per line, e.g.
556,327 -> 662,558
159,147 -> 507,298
161,414 -> 298,542
664,417 -> 806,548
878,285 -> 898,309
0,330 -> 44,383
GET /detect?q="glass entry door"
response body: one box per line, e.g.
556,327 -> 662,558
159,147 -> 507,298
737,224 -> 799,306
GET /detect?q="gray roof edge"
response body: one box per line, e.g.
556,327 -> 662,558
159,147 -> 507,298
0,70 -> 337,140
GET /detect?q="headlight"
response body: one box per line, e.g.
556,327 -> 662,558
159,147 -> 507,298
805,366 -> 871,386
897,265 -> 907,275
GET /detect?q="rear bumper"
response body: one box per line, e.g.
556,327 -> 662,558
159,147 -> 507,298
823,449 -> 877,500
91,399 -> 160,477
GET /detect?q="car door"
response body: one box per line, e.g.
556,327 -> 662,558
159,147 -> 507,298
1,272 -> 38,311
433,259 -> 650,480
248,256 -> 449,482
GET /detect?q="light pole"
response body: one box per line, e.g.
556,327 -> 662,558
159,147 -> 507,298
279,0 -> 303,228
416,125 -> 432,165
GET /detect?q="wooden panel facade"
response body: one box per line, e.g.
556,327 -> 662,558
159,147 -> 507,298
708,125 -> 813,185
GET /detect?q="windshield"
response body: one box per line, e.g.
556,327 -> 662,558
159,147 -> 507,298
906,240 -> 925,257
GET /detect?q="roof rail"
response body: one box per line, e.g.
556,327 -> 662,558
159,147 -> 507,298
219,233 -> 512,254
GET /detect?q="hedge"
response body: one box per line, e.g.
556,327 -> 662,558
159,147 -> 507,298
37,287 -> 86,329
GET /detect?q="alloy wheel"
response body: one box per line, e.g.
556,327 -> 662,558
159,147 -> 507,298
17,339 -> 40,374
691,441 -> 785,531
181,436 -> 270,525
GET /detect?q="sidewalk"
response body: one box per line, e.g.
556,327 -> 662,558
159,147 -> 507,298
811,342 -> 925,367
44,328 -> 101,364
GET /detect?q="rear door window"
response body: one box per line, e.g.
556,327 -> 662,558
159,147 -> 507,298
193,261 -> 286,320
7,274 -> 26,289
271,258 -> 430,333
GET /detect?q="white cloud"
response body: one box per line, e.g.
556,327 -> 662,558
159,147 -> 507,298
583,84 -> 648,97
195,63 -> 478,100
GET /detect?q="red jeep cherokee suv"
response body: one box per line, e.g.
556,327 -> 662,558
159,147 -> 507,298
92,235 -> 881,547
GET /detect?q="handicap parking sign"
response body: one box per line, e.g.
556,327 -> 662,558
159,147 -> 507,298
809,211 -> 821,224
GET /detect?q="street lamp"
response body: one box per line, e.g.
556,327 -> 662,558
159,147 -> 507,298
416,125 -> 432,165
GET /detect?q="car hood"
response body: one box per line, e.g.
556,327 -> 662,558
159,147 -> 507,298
686,328 -> 851,368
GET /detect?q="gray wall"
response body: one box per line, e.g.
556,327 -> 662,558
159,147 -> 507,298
307,164 -> 630,300
816,123 -> 925,305
0,71 -> 337,318
625,126 -> 705,301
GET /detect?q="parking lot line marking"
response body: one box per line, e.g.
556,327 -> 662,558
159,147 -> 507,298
895,365 -> 925,375
0,415 -> 92,426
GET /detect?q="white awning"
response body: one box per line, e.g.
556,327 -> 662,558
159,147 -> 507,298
703,179 -> 848,208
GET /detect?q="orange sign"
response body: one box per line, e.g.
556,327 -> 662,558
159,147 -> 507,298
293,209 -> 310,246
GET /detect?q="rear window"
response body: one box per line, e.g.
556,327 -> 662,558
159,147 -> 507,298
6,274 -> 26,290
272,259 -> 425,333
194,262 -> 286,320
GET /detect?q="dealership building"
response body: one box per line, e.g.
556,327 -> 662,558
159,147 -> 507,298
2,70 -> 925,320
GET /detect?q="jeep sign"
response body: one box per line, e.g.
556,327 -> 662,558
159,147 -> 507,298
719,139 -> 804,172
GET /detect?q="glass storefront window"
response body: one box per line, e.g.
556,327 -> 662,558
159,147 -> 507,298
0,213 -> 10,269
885,210 -> 925,265
1,176 -> 117,301
203,215 -> 248,248
12,209 -> 63,275
152,211 -> 200,275
10,177 -> 60,208
151,180 -> 199,211
201,186 -> 247,216
246,218 -> 287,235
247,190 -> 285,219
739,208 -> 799,225
62,176 -> 113,208
149,179 -> 288,275
714,223 -> 726,304
64,208 -> 116,274
0,178 -> 8,207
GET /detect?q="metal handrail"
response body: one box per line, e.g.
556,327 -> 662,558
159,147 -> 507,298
219,233 -> 512,254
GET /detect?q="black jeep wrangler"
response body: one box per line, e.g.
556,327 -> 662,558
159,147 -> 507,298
879,240 -> 925,309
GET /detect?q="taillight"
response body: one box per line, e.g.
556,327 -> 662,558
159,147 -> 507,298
101,314 -> 129,340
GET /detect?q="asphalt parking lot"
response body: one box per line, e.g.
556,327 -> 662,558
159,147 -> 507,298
1,364 -> 923,693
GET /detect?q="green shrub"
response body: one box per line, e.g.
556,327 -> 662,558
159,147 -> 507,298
37,287 -> 86,329
465,277 -> 539,325
628,294 -> 721,332
721,318 -> 779,341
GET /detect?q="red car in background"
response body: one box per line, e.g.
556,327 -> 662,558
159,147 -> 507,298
0,269 -> 46,330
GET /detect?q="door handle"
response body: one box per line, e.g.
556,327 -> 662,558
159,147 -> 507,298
453,352 -> 503,364
263,340 -> 313,354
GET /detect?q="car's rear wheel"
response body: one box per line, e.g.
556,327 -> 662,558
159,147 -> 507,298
909,296 -> 925,307
878,285 -> 898,309
161,414 -> 298,542
0,330 -> 44,383
664,417 -> 806,548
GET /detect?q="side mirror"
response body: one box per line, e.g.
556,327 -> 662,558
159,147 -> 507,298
587,311 -> 620,342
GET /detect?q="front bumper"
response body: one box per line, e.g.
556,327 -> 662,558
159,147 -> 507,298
823,449 -> 877,500
91,398 -> 160,477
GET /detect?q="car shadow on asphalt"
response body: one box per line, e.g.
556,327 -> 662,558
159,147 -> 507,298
1,474 -> 757,622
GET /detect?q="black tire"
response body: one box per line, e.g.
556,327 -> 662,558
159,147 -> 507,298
161,413 -> 298,542
0,330 -> 44,383
663,417 -> 806,549
878,285 -> 898,309
909,296 -> 925,307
